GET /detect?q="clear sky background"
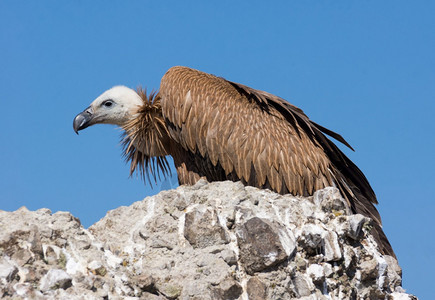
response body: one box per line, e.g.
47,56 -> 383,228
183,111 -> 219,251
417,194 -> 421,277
0,1 -> 433,298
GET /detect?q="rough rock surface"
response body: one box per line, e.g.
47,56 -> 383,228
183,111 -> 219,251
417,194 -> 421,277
0,180 -> 417,299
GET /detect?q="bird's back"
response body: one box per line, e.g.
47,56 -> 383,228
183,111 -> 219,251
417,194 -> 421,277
158,66 -> 395,257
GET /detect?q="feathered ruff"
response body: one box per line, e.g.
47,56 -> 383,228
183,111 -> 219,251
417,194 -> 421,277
121,88 -> 171,185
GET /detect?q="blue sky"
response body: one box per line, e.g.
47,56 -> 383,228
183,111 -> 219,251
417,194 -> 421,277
0,1 -> 433,297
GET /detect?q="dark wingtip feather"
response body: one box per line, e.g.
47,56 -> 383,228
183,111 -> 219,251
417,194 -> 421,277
311,121 -> 355,151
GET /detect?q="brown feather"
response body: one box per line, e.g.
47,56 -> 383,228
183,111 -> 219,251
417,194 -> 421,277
121,88 -> 171,184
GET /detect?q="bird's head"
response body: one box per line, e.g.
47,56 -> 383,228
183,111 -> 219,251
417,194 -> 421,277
73,86 -> 143,134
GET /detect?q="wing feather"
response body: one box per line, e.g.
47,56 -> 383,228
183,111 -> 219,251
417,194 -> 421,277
159,67 -> 380,237
196,107 -> 209,156
254,146 -> 268,186
181,90 -> 193,123
183,113 -> 197,152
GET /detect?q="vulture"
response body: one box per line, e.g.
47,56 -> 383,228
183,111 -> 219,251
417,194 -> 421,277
73,66 -> 395,258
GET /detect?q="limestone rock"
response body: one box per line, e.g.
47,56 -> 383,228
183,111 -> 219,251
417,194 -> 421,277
0,258 -> 18,283
322,230 -> 342,262
236,217 -> 295,274
184,206 -> 229,248
0,181 -> 417,299
39,269 -> 72,291
246,277 -> 267,300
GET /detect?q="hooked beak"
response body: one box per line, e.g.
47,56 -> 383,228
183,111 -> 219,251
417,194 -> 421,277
73,106 -> 94,134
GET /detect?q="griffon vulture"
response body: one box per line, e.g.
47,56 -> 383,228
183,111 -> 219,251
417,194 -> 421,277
73,66 -> 395,258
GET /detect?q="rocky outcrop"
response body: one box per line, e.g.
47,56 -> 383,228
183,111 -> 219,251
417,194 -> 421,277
0,180 -> 416,299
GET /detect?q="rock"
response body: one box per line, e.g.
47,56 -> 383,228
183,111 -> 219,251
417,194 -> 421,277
299,224 -> 325,252
313,187 -> 349,214
0,258 -> 18,282
389,291 -> 419,300
359,257 -> 379,282
322,231 -> 342,262
13,283 -> 34,297
43,245 -> 60,265
347,214 -> 368,240
184,206 -> 229,248
0,181 -> 417,299
156,282 -> 182,299
212,279 -> 243,300
39,269 -> 72,291
88,260 -> 107,276
292,273 -> 314,297
246,277 -> 267,300
307,264 -> 325,284
323,262 -> 333,278
236,217 -> 295,274
299,224 -> 342,261
220,249 -> 237,266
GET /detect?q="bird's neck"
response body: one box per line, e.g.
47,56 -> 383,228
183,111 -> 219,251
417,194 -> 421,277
122,92 -> 171,158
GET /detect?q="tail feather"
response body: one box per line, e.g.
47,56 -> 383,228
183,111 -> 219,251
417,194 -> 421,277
339,174 -> 396,258
372,222 -> 396,259
311,123 -> 396,258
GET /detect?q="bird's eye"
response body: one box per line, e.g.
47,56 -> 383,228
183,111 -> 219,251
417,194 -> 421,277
102,100 -> 113,107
